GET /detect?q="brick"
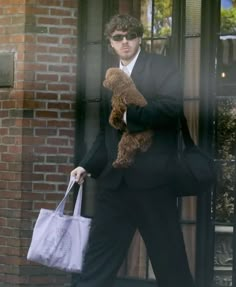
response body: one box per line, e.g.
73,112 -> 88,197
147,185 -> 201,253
47,102 -> 70,109
25,7 -> 49,16
37,35 -> 59,44
50,8 -> 72,16
60,111 -> 75,119
49,27 -> 72,35
48,64 -> 70,73
49,46 -> 71,54
63,0 -> 78,8
36,73 -> 58,81
34,164 -> 56,173
25,25 -> 47,34
47,120 -> 70,128
37,16 -> 60,25
0,17 -> 12,25
35,110 -> 58,118
37,0 -> 61,6
47,83 -> 70,91
10,34 -> 25,43
37,54 -> 60,62
35,128 -> 57,136
62,36 -> 77,45
4,6 -> 25,15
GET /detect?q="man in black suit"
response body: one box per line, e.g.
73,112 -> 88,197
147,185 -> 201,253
71,14 -> 196,287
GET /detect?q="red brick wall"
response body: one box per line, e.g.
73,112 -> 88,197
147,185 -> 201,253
0,1 -> 78,286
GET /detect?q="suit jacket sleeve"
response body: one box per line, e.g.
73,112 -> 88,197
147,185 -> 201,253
126,55 -> 182,133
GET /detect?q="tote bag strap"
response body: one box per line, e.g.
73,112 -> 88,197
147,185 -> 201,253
73,184 -> 83,217
55,176 -> 76,216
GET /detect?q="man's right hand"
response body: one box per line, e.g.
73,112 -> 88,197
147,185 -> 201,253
70,166 -> 88,184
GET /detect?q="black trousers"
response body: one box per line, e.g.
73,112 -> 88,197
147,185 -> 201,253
72,182 -> 196,287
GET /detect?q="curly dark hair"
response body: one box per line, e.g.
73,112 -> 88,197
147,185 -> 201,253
104,14 -> 144,40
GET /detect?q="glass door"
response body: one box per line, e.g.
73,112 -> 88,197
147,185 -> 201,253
212,1 -> 236,286
115,0 -> 200,284
76,0 -> 222,286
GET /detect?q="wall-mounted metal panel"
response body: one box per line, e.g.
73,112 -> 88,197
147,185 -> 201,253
0,53 -> 14,87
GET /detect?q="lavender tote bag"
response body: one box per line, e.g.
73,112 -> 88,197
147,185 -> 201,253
27,177 -> 92,273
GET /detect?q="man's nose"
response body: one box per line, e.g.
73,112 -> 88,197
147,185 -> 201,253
121,36 -> 128,42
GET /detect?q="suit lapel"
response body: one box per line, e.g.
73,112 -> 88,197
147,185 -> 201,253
130,50 -> 147,83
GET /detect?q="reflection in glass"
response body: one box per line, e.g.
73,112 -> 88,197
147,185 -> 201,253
215,161 -> 235,223
185,0 -> 201,35
215,99 -> 236,223
142,38 -> 169,54
216,99 -> 236,161
182,224 -> 196,276
213,226 -> 233,287
141,0 -> 172,49
221,0 -> 236,34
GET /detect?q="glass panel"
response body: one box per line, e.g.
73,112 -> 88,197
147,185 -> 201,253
118,0 -> 174,280
215,99 -> 236,162
152,0 -> 172,37
181,197 -> 197,221
183,38 -> 201,99
215,161 -> 235,223
85,45 -> 102,100
185,0 -> 201,35
118,231 -> 147,279
141,0 -> 172,38
212,3 -> 236,285
213,226 -> 233,287
141,0 -> 152,38
184,101 -> 199,144
86,0 -> 103,42
142,38 -> 170,54
182,224 -> 196,276
220,1 -> 236,35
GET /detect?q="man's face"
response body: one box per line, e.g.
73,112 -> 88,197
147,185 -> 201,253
110,30 -> 141,64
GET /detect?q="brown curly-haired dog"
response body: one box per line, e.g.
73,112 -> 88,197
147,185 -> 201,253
103,67 -> 153,168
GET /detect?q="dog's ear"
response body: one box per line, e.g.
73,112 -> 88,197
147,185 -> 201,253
103,68 -> 118,90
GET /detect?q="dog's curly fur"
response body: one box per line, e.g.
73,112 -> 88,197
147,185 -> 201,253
103,67 -> 153,168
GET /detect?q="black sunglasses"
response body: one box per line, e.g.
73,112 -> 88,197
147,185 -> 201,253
111,32 -> 138,42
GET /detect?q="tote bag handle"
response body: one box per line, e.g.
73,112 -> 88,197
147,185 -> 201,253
55,176 -> 84,217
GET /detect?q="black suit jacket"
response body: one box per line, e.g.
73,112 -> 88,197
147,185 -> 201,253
80,50 -> 182,190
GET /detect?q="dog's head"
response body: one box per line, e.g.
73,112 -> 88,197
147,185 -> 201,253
103,68 -> 133,91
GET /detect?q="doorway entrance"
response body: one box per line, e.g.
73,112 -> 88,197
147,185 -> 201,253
75,0 -> 236,286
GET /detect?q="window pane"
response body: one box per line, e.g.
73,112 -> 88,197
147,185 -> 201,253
181,197 -> 197,221
153,0 -> 172,37
142,38 -> 170,54
220,1 -> 236,34
185,0 -> 201,35
182,224 -> 196,276
215,99 -> 236,161
215,161 -> 235,223
141,0 -> 152,38
184,38 -> 201,99
213,226 -> 233,287
141,0 -> 172,39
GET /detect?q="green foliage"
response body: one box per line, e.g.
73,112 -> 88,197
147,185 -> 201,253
154,0 -> 172,36
221,7 -> 236,33
216,99 -> 236,222
143,0 -> 172,38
